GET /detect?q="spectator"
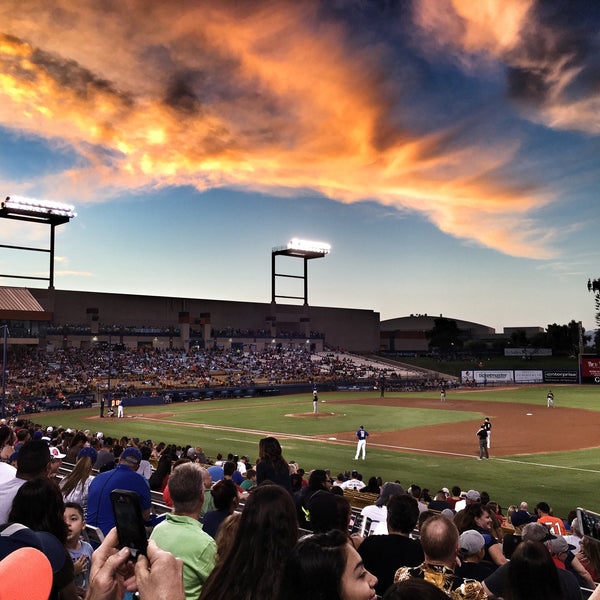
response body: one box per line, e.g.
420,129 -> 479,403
361,476 -> 381,494
503,540 -> 565,600
200,483 -> 298,600
394,514 -> 487,599
359,494 -> 424,597
576,535 -> 600,584
240,468 -> 257,492
279,529 -> 378,600
536,502 -> 567,536
149,445 -> 177,492
0,439 -> 51,523
65,432 -> 88,464
306,491 -> 358,545
150,463 -> 216,600
362,482 -> 405,535
565,518 -> 583,554
503,509 -> 537,559
87,447 -> 152,536
213,512 -> 241,566
8,478 -> 78,600
86,529 -> 185,600
48,446 -> 66,483
428,491 -> 452,512
483,522 -> 581,600
455,530 -> 496,582
93,436 -> 115,472
340,470 -> 366,491
547,536 -> 596,590
0,425 -> 16,462
64,501 -> 94,594
256,436 -> 292,493
457,503 -> 506,567
200,468 -> 216,518
202,479 -> 238,539
295,469 -> 331,529
59,447 -> 97,518
137,445 -> 153,480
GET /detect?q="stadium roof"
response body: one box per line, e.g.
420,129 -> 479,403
0,287 -> 52,321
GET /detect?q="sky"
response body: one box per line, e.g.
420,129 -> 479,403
0,0 -> 599,335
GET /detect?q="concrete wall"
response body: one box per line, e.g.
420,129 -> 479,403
29,288 -> 380,352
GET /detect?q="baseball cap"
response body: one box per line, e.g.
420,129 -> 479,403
0,547 -> 52,600
46,426 -> 53,433
0,523 -> 66,572
376,482 -> 405,507
522,522 -> 556,542
466,490 -> 480,502
49,446 -> 66,460
120,447 -> 142,466
548,536 -> 575,555
77,446 -> 98,464
459,529 -> 485,555
511,510 -> 537,528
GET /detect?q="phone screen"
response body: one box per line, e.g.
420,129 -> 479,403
110,490 -> 148,559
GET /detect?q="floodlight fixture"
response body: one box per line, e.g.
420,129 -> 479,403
271,236 -> 331,305
287,238 -> 331,254
0,194 -> 77,289
2,195 -> 77,223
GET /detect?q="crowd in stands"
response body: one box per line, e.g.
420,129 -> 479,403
3,347 -> 409,415
1,416 -> 600,599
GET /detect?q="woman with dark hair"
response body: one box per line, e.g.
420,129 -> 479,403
59,446 -> 97,518
459,503 -> 506,567
0,425 -> 15,462
256,436 -> 292,493
504,540 -> 565,600
278,529 -> 377,600
202,479 -> 239,539
149,445 -> 176,491
9,478 -> 78,600
199,483 -> 299,600
361,477 -> 381,494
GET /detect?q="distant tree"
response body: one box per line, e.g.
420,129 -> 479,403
427,318 -> 463,353
509,330 -> 529,347
545,320 -> 583,356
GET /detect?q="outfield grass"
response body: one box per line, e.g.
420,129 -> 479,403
31,385 -> 600,519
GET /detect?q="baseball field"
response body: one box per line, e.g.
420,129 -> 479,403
31,384 -> 600,519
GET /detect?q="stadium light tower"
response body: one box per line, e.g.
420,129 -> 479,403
271,238 -> 331,305
0,195 -> 77,289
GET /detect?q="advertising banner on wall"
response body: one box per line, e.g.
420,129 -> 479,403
581,357 -> 600,384
514,370 -> 544,383
461,370 -> 514,385
544,370 -> 579,384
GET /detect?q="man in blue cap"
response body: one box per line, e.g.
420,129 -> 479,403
87,446 -> 152,536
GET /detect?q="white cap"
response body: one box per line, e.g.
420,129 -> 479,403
49,446 -> 66,459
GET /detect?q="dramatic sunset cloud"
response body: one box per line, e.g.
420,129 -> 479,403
0,0 -> 576,259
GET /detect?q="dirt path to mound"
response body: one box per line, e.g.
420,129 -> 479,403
319,397 -> 600,457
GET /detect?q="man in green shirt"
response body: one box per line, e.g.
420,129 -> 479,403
150,463 -> 217,600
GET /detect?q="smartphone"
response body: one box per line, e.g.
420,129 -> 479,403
577,507 -> 600,542
110,489 -> 148,560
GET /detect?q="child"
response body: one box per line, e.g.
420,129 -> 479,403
64,501 -> 94,593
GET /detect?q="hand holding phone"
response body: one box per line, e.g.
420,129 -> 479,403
110,489 -> 148,560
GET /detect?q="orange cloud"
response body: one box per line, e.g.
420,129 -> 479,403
0,2 -> 559,259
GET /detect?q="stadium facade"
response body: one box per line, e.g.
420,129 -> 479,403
0,286 -> 380,352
